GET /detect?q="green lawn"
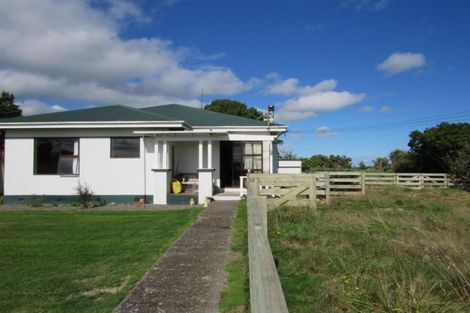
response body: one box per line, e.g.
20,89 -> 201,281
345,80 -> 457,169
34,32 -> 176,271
269,188 -> 470,313
219,201 -> 249,313
0,209 -> 201,313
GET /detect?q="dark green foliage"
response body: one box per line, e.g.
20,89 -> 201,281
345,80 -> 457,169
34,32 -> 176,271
408,122 -> 470,173
204,99 -> 263,120
0,91 -> 22,118
303,154 -> 352,172
389,149 -> 414,172
372,156 -> 391,172
444,141 -> 470,190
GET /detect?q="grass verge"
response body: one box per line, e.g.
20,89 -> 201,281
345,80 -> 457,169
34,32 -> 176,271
219,201 -> 249,313
0,208 -> 201,313
268,187 -> 470,313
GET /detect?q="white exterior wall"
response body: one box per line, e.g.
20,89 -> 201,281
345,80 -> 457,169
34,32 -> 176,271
4,136 -> 146,196
278,160 -> 302,174
4,129 -> 277,197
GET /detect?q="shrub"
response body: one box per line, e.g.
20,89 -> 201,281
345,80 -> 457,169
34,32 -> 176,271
74,182 -> 94,208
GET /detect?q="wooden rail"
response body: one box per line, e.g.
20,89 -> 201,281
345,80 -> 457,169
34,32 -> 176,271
247,177 -> 289,313
245,172 -> 450,205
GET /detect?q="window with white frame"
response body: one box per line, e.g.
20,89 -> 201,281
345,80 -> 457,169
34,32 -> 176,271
243,142 -> 263,173
35,138 -> 79,175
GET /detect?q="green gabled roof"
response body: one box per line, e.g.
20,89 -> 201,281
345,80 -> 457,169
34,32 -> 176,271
141,104 -> 268,127
0,103 -> 284,128
0,105 -> 174,123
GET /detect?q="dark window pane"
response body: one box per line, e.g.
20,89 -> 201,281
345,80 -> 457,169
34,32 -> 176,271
36,139 -> 59,174
60,139 -> 77,155
111,138 -> 140,158
35,138 -> 79,175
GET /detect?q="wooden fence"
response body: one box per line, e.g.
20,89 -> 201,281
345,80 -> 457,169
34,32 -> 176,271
247,177 -> 289,313
242,172 -> 450,203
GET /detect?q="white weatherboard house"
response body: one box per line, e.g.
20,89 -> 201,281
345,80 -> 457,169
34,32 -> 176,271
0,104 -> 286,205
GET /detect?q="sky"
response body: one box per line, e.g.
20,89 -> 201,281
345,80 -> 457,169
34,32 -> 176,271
1,0 -> 469,164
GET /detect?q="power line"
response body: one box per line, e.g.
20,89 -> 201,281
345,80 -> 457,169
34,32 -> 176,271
288,110 -> 470,134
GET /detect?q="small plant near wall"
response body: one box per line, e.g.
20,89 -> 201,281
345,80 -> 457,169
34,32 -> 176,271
75,182 -> 94,208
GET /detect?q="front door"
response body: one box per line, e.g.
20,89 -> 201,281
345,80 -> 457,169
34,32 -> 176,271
220,141 -> 243,188
220,141 -> 264,187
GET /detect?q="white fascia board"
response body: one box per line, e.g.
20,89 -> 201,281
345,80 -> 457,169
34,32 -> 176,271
0,121 -> 187,129
191,125 -> 287,132
134,129 -> 228,135
227,133 -> 278,141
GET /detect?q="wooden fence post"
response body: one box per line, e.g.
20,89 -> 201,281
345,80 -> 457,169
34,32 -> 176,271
419,174 -> 424,189
325,173 -> 331,204
361,172 -> 366,195
394,173 -> 398,186
309,174 -> 317,211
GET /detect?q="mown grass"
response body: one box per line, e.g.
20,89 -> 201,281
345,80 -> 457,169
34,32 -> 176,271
0,209 -> 201,313
268,187 -> 470,313
220,201 -> 250,313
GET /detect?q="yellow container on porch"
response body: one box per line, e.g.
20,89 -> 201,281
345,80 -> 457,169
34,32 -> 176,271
171,179 -> 183,194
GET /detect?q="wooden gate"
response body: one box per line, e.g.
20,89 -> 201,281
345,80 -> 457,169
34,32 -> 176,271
248,174 -> 316,210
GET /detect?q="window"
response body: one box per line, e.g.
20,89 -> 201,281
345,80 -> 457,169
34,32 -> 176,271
243,142 -> 263,173
110,137 -> 140,158
35,138 -> 79,175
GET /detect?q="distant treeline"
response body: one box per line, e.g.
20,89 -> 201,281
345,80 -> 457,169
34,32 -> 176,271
280,122 -> 470,190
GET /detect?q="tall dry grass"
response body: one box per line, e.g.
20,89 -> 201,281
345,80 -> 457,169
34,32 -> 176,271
269,187 -> 470,313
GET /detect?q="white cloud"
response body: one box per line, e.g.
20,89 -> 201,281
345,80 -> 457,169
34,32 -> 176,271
18,100 -> 66,116
269,78 -> 365,121
107,0 -> 150,22
360,105 -> 375,112
266,78 -> 299,95
340,0 -> 392,11
315,126 -> 336,137
380,105 -> 393,113
0,0 -> 254,108
377,52 -> 426,76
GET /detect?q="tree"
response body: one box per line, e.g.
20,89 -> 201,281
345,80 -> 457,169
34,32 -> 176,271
278,149 -> 300,160
204,99 -> 263,120
372,157 -> 391,172
0,91 -> 22,118
389,149 -> 414,172
443,141 -> 470,190
408,122 -> 470,172
358,161 -> 367,170
302,154 -> 352,172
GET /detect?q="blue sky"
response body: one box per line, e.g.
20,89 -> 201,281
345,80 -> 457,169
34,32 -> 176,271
1,0 -> 469,164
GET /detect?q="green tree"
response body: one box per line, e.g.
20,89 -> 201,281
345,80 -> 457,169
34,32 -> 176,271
204,99 -> 263,120
302,154 -> 352,172
372,157 -> 391,172
278,149 -> 300,160
328,154 -> 352,169
443,141 -> 470,190
358,161 -> 367,170
0,91 -> 22,118
408,122 -> 470,172
389,149 -> 414,172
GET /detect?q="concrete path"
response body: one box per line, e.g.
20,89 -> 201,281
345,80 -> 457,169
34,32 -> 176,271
114,201 -> 238,313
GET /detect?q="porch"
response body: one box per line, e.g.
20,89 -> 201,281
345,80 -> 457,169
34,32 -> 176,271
146,136 -> 272,205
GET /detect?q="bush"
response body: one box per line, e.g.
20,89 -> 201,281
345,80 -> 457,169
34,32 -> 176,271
445,142 -> 470,190
74,182 -> 94,208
